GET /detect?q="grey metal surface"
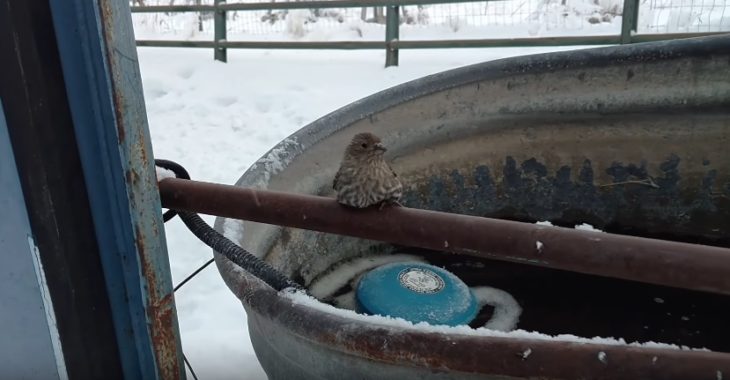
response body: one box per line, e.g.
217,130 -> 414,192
214,35 -> 730,379
0,103 -> 64,380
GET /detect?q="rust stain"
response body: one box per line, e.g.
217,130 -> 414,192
147,293 -> 179,380
98,0 -> 126,144
125,169 -> 140,186
137,131 -> 148,165
136,223 -> 181,380
114,97 -> 126,143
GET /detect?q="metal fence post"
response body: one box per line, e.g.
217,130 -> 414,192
214,0 -> 227,62
385,5 -> 400,67
620,0 -> 639,44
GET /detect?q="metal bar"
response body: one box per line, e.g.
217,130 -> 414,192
621,0 -> 639,44
394,35 -> 621,48
392,33 -> 729,48
629,31 -> 729,42
385,5 -> 400,67
131,4 -> 215,12
136,40 -> 219,48
221,40 -> 385,49
135,33 -> 727,50
130,0 -> 493,13
136,40 -> 386,49
214,0 -> 227,62
159,178 -> 730,296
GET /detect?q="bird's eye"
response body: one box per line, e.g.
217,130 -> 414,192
361,143 -> 368,148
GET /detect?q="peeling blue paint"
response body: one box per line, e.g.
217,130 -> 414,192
400,155 -> 729,244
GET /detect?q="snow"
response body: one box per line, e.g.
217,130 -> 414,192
285,10 -> 310,38
155,166 -> 177,180
134,9 -> 728,378
521,348 -> 533,359
537,220 -> 605,232
308,254 -> 428,302
221,218 -> 245,246
654,297 -> 665,304
598,351 -> 608,363
284,289 -> 706,351
472,286 -> 522,331
249,137 -> 302,189
575,223 -> 604,232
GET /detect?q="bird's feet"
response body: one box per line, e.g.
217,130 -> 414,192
378,199 -> 403,210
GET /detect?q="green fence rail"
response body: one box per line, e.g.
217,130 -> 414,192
131,0 -> 725,66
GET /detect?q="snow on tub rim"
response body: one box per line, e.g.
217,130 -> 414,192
213,35 -> 730,380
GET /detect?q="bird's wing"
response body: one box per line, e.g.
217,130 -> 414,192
387,163 -> 399,178
333,167 -> 342,190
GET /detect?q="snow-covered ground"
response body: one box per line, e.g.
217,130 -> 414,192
140,45 -> 599,378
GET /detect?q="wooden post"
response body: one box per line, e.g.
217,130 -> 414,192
620,0 -> 639,44
385,5 -> 399,67
214,0 -> 227,62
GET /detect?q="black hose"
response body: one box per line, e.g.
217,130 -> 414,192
154,158 -> 302,292
155,159 -> 190,222
154,158 -> 304,380
176,210 -> 302,291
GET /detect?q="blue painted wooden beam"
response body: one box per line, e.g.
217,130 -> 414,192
48,1 -> 185,379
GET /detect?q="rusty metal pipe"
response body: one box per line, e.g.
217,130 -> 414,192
159,178 -> 730,295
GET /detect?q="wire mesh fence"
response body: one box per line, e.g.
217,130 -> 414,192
131,0 -> 729,40
641,0 -> 730,32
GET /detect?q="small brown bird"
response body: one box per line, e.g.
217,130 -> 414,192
333,132 -> 403,209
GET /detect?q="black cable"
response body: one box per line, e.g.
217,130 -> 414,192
154,158 -> 303,380
176,210 -> 302,291
174,258 -> 215,292
154,158 -> 302,291
183,354 -> 200,380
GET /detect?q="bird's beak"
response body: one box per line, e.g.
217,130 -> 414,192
374,143 -> 387,152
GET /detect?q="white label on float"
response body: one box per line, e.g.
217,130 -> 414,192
398,267 -> 445,294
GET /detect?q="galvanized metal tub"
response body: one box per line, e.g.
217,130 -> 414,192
213,35 -> 730,380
